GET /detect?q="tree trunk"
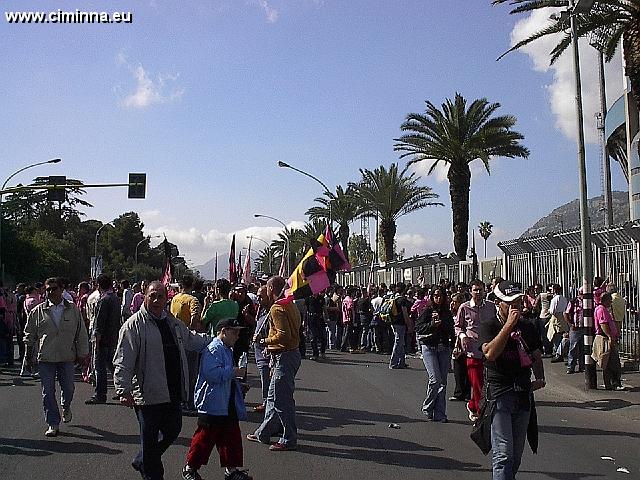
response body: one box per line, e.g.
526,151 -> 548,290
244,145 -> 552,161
379,219 -> 396,262
623,26 -> 640,114
448,165 -> 471,261
484,238 -> 487,258
338,223 -> 350,258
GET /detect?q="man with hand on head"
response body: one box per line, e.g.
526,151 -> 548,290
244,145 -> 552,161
113,281 -> 210,480
480,280 -> 545,480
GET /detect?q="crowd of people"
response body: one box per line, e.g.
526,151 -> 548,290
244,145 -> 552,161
0,272 -> 629,480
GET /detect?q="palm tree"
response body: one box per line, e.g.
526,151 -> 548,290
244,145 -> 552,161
394,93 -> 529,259
492,1 -> 640,113
306,185 -> 363,256
478,221 -> 494,257
349,163 -> 441,262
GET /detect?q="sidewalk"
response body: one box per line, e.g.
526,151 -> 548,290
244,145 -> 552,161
541,356 -> 640,418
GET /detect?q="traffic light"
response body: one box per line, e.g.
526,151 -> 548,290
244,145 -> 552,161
128,173 -> 146,199
47,176 -> 66,202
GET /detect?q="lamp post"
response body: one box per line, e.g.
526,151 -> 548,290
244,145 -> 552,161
277,161 -> 332,226
254,214 -> 290,276
93,222 -> 113,279
247,235 -> 273,274
0,158 -> 61,282
559,0 -> 597,389
135,235 -> 161,281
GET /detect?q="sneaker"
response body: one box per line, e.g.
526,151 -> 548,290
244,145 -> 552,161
566,369 -> 574,375
85,396 -> 106,405
62,407 -> 72,423
269,442 -> 296,451
614,385 -> 628,391
550,356 -> 564,363
45,425 -> 59,437
253,404 -> 266,412
309,356 -> 318,361
225,469 -> 253,480
182,466 -> 203,480
466,402 -> 478,422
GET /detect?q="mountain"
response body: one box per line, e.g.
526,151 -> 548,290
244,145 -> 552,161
521,191 -> 629,238
193,257 -> 226,280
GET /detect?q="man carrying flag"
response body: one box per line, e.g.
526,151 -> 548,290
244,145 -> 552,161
161,237 -> 174,286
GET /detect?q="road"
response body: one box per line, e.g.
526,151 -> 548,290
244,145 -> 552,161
1,351 -> 638,480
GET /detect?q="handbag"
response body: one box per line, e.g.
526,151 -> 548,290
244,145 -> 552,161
470,383 -> 495,455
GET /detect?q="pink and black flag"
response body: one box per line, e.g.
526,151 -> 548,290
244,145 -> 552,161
160,238 -> 174,286
228,235 -> 237,284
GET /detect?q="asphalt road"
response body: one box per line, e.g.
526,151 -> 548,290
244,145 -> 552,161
1,351 -> 638,480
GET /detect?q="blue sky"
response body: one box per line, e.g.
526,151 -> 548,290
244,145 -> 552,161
1,0 -> 629,267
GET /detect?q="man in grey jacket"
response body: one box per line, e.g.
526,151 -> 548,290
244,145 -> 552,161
24,277 -> 89,437
113,280 -> 209,480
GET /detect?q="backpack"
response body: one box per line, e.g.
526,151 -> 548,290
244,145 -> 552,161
378,294 -> 398,324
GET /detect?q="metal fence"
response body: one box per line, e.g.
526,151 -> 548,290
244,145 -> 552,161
499,223 -> 640,359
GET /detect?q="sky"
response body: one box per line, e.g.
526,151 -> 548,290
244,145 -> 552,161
1,0 -> 629,270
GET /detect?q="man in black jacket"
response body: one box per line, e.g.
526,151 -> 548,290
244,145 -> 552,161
86,274 -> 122,404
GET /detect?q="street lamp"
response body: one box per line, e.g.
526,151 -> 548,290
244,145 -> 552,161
135,235 -> 161,280
277,161 -> 333,226
248,235 -> 273,274
0,158 -> 61,282
254,213 -> 290,276
93,222 -> 113,279
552,0 -> 597,389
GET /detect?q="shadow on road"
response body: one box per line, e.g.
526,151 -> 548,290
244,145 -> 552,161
69,425 -> 192,447
539,423 -> 640,439
296,442 -> 483,471
294,405 -> 420,431
300,432 -> 442,452
0,437 -> 122,456
536,398 -> 639,412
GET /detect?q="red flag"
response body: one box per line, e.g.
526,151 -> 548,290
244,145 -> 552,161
228,235 -> 237,283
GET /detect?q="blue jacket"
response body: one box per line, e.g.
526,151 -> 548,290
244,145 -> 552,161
194,337 -> 247,420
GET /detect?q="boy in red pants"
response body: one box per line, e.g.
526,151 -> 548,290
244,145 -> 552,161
182,318 -> 252,480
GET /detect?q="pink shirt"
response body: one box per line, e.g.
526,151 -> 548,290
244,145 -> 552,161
341,296 -> 354,324
594,304 -> 619,339
410,297 -> 431,317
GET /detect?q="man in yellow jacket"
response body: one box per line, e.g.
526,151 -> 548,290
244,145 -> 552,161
24,277 -> 89,437
247,276 -> 301,451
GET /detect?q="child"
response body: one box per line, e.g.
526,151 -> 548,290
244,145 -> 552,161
182,318 -> 252,480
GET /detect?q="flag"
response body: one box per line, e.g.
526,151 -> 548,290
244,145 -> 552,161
214,252 -> 218,281
242,237 -> 253,285
228,235 -> 237,283
160,238 -> 173,286
237,251 -> 243,284
284,224 -> 351,301
368,256 -> 375,286
278,248 -> 287,277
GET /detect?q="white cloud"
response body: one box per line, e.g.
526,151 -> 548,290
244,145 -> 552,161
256,0 -> 279,23
122,65 -> 184,108
409,157 -> 498,184
510,9 -> 624,144
142,221 -> 305,265
396,233 -> 447,257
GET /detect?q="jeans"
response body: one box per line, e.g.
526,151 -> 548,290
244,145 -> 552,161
360,320 -> 373,350
254,349 -> 301,447
39,361 -> 75,427
421,344 -> 450,421
567,329 -> 584,371
134,402 -> 182,480
537,318 -> 552,354
490,391 -> 531,480
94,344 -> 115,400
389,325 -> 406,368
185,351 -> 200,409
309,317 -> 326,357
326,320 -> 337,349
